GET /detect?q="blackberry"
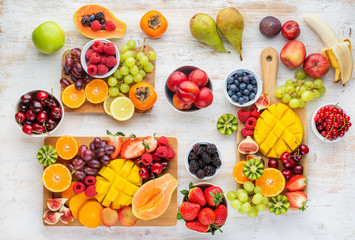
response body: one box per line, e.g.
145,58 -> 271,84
188,151 -> 198,161
95,12 -> 105,21
192,144 -> 204,156
212,156 -> 222,168
196,169 -> 205,179
198,160 -> 206,169
81,15 -> 91,26
189,160 -> 200,173
203,165 -> 216,176
206,144 -> 217,155
202,152 -> 211,164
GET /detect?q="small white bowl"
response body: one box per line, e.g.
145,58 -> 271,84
184,142 -> 222,180
15,90 -> 64,137
311,103 -> 347,143
80,38 -> 120,79
224,68 -> 262,107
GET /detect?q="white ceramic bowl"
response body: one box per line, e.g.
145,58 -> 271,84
80,38 -> 120,79
184,142 -> 222,180
15,90 -> 64,137
311,103 -> 348,143
224,68 -> 262,107
164,66 -> 213,114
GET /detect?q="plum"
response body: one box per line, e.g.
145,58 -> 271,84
101,207 -> 118,227
176,81 -> 200,104
194,87 -> 213,108
173,94 -> 193,110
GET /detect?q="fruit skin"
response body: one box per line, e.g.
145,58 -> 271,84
43,210 -> 62,225
243,159 -> 264,180
237,136 -> 259,154
267,195 -> 290,215
186,219 -> 209,233
214,204 -> 227,226
140,10 -> 168,38
32,21 -> 65,54
303,53 -> 330,79
36,145 -> 58,166
117,206 -> 138,226
172,93 -> 193,110
167,71 -> 188,92
286,191 -> 308,210
179,202 -> 201,221
281,20 -> 300,40
194,87 -> 213,108
204,186 -> 223,207
129,82 -> 157,110
190,13 -> 229,53
259,16 -> 282,38
188,69 -> 208,88
217,113 -> 238,135
101,207 -> 118,227
59,205 -> 74,224
73,4 -> 127,39
198,207 -> 215,225
255,94 -> 271,112
280,40 -> 307,68
176,81 -> 200,104
47,198 -> 68,211
216,7 -> 244,60
286,175 -> 307,191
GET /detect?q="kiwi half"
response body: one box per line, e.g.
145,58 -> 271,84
217,113 -> 238,135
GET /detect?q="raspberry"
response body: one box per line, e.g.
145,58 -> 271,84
85,49 -> 94,60
85,185 -> 97,197
87,61 -> 94,67
87,65 -> 97,75
205,144 -> 217,155
92,41 -> 104,53
157,136 -> 169,146
105,56 -> 117,68
196,169 -> 205,179
241,128 -> 253,138
97,64 -> 108,75
89,52 -> 101,64
73,182 -> 85,194
166,146 -> 176,160
189,160 -> 199,173
237,109 -> 251,123
203,165 -> 216,176
250,106 -> 260,118
99,55 -> 107,65
90,20 -> 102,31
104,20 -> 116,31
245,117 -> 257,130
103,42 -> 116,55
156,146 -> 168,158
141,153 -> 153,166
84,176 -> 96,186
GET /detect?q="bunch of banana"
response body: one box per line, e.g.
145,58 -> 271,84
304,14 -> 353,86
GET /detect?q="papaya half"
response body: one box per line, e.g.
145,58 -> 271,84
73,4 -> 126,39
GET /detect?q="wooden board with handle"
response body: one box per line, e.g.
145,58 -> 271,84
43,136 -> 177,226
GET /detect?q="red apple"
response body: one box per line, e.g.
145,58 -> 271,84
194,87 -> 213,108
176,81 -> 200,104
303,53 -> 330,79
280,40 -> 306,68
167,71 -> 187,92
281,20 -> 300,40
117,206 -> 137,226
188,69 -> 209,88
173,93 -> 193,110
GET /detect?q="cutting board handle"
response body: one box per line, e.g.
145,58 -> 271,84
260,47 -> 278,103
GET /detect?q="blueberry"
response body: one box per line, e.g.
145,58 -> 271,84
251,79 -> 257,85
243,89 -> 250,95
242,76 -> 249,83
243,96 -> 249,102
236,70 -> 243,77
231,95 -> 238,102
238,76 -> 242,81
101,24 -> 105,30
234,80 -> 240,86
100,19 -> 105,24
227,83 -> 231,89
249,92 -> 256,100
247,84 -> 254,91
238,97 -> 244,104
228,90 -> 233,96
239,83 -> 247,90
243,72 -> 248,76
253,87 -> 257,94
227,76 -> 234,84
90,14 -> 95,21
236,91 -> 242,97
230,84 -> 237,91
235,86 -> 239,92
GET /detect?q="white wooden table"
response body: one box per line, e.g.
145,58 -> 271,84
1,0 -> 355,239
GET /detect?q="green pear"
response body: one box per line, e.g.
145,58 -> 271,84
190,13 -> 229,53
216,7 -> 244,60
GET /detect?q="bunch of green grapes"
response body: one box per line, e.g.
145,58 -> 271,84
275,70 -> 326,109
227,181 -> 269,218
108,39 -> 157,96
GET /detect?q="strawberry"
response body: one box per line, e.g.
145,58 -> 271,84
237,109 -> 251,123
106,130 -> 125,159
286,191 -> 308,210
120,138 -> 146,159
178,202 -> 200,221
204,186 -> 224,207
286,175 -> 307,191
180,182 -> 206,206
214,205 -> 227,226
250,106 -> 260,118
198,207 -> 215,225
185,220 -> 209,233
241,128 -> 253,138
143,135 -> 158,153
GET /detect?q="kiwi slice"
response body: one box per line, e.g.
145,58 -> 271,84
36,145 -> 58,166
268,195 -> 290,215
217,114 -> 238,135
243,159 -> 264,180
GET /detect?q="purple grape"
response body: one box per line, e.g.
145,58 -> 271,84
85,167 -> 98,176
75,170 -> 86,182
98,140 -> 107,149
71,48 -> 81,60
70,72 -> 78,82
66,163 -> 75,173
90,142 -> 95,151
71,68 -> 82,79
100,155 -> 111,165
75,79 -> 85,90
93,137 -> 101,145
95,148 -> 105,158
65,57 -> 73,68
60,78 -> 71,88
105,145 -> 116,155
78,145 -> 88,157
88,159 -> 100,168
82,149 -> 93,162
74,62 -> 83,73
63,65 -> 71,75
82,74 -> 92,83
73,158 -> 86,170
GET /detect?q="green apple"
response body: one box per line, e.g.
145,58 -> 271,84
32,21 -> 65,54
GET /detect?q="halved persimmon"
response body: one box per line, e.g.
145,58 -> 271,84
62,85 -> 86,108
56,135 -> 79,160
255,168 -> 285,197
42,164 -> 72,192
85,79 -> 108,104
233,161 -> 251,184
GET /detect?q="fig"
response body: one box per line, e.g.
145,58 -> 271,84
237,136 -> 259,154
47,198 -> 68,211
246,154 -> 265,166
259,16 -> 282,38
43,210 -> 63,225
217,113 -> 238,135
59,206 -> 74,224
255,94 -> 271,112
243,159 -> 264,180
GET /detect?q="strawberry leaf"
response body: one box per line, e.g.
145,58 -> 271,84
211,191 -> 224,207
143,141 -> 150,150
300,199 -> 309,211
188,182 -> 195,190
176,211 -> 183,220
180,190 -> 189,196
208,224 -> 223,235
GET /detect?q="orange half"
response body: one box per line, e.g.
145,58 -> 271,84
42,164 -> 72,192
233,161 -> 252,184
255,168 -> 285,197
85,79 -> 108,104
62,85 -> 86,108
56,135 -> 79,160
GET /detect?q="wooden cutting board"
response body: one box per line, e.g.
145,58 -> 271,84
43,136 -> 177,226
61,45 -> 156,113
235,47 -> 307,208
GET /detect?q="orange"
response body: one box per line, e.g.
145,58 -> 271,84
62,181 -> 77,205
85,79 -> 108,104
56,135 -> 79,160
78,200 -> 103,228
62,85 -> 86,108
42,164 -> 72,193
233,161 -> 251,184
255,168 -> 285,197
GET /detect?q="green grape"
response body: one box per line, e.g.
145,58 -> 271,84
285,79 -> 295,86
282,94 -> 291,103
289,98 -> 300,108
241,202 -> 252,213
133,74 -> 143,83
140,56 -> 149,66
127,39 -> 136,49
122,51 -> 134,61
231,199 -> 242,210
313,79 -> 323,89
254,186 -> 262,194
124,74 -> 134,84
286,85 -> 295,94
319,86 -> 326,95
301,91 -> 313,102
238,192 -> 249,203
237,189 -> 247,197
130,65 -> 139,76
304,81 -> 314,88
243,181 -> 254,192
256,203 -> 266,211
119,83 -> 130,93
120,54 -> 125,63
121,45 -> 129,53
136,52 -> 145,60
147,51 -> 157,61
262,196 -> 269,205
279,85 -> 286,93
108,76 -> 118,87
312,89 -> 320,99
125,57 -> 136,68
108,86 -> 120,97
299,99 -> 306,108
252,193 -> 263,205
238,209 -> 246,214
113,69 -> 123,79
275,89 -> 285,98
297,85 -> 306,96
227,191 -> 238,201
139,69 -> 146,78
247,206 -> 259,218
144,62 -> 154,73
295,69 -> 306,80
119,66 -> 129,76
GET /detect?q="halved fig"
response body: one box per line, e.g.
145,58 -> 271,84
47,198 -> 68,211
217,113 -> 238,135
238,136 -> 259,154
246,154 -> 265,166
43,210 -> 63,225
59,206 -> 74,224
255,94 -> 271,112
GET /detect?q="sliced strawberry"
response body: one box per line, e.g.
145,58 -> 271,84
106,130 -> 125,159
120,139 -> 146,159
286,175 -> 307,192
286,191 -> 308,210
142,136 -> 157,153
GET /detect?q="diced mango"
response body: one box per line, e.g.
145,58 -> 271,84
106,186 -> 119,202
273,121 -> 286,137
116,192 -> 130,206
113,175 -> 127,190
262,112 -> 278,127
95,193 -> 106,203
109,159 -> 126,174
124,195 -> 133,206
260,141 -> 271,156
95,177 -> 111,195
123,180 -> 140,196
274,138 -> 291,156
119,160 -> 135,178
266,148 -> 278,159
126,164 -> 141,185
102,195 -> 112,207
99,166 -> 117,182
263,131 -> 278,148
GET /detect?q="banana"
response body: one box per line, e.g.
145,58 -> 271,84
304,14 -> 353,85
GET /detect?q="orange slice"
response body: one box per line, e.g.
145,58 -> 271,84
56,135 -> 79,160
62,181 -> 77,205
233,161 -> 251,184
42,164 -> 72,192
85,79 -> 108,104
62,85 -> 86,108
255,168 -> 285,197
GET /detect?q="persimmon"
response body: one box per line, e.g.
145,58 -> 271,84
129,82 -> 157,110
140,10 -> 167,38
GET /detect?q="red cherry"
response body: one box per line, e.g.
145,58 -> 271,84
139,167 -> 149,179
283,158 -> 295,169
36,91 -> 48,101
22,124 -> 33,135
15,112 -> 26,123
25,110 -> 36,121
37,112 -> 48,124
51,107 -> 62,119
150,162 -> 163,175
21,94 -> 33,104
293,164 -> 304,175
33,123 -> 45,133
280,152 -> 291,164
291,150 -> 302,162
282,169 -> 292,180
268,159 -> 279,169
299,144 -> 309,155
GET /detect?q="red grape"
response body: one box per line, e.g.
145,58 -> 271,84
95,148 -> 105,158
105,145 -> 116,155
75,170 -> 86,182
100,155 -> 111,165
63,65 -> 71,75
85,167 -> 98,176
79,145 -> 88,157
73,158 -> 85,170
88,159 -> 100,168
82,149 -> 94,162
75,79 -> 85,90
60,78 -> 71,88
